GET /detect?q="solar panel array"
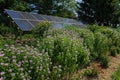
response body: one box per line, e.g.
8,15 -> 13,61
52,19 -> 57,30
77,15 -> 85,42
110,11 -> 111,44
5,9 -> 85,31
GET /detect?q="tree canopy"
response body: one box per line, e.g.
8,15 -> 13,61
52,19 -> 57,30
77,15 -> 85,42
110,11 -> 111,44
77,0 -> 120,27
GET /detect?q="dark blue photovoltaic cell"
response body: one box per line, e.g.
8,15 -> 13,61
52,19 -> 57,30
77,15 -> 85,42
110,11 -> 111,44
14,19 -> 33,31
5,9 -> 24,19
20,12 -> 37,20
42,15 -> 53,21
32,14 -> 46,20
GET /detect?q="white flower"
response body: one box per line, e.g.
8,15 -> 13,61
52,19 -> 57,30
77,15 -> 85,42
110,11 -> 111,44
11,73 -> 15,76
19,68 -> 23,71
12,56 -> 16,59
4,63 -> 8,66
0,63 -> 4,65
28,70 -> 31,73
8,69 -> 12,72
29,60 -> 33,63
12,59 -> 16,63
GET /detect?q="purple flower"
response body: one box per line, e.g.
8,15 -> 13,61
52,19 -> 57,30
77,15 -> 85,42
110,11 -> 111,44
4,63 -> 8,66
12,59 -> 16,63
16,64 -> 21,67
0,53 -> 4,57
0,72 -> 5,75
0,77 -> 4,80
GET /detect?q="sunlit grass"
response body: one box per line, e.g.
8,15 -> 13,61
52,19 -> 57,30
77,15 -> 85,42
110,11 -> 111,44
112,65 -> 120,80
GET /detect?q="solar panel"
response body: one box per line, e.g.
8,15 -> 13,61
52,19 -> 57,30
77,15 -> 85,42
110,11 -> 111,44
20,12 -> 37,20
5,9 -> 86,31
42,15 -> 53,21
32,14 -> 46,20
14,19 -> 33,31
5,9 -> 24,19
29,20 -> 41,27
52,23 -> 63,28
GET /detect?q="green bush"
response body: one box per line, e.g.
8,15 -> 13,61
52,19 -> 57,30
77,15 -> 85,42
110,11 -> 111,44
93,32 -> 109,60
32,21 -> 51,37
100,55 -> 110,68
65,26 -> 95,59
0,35 -> 5,48
37,28 -> 89,77
0,35 -> 15,48
96,27 -> 120,56
112,66 -> 120,80
87,24 -> 101,32
84,68 -> 98,77
0,24 -> 11,35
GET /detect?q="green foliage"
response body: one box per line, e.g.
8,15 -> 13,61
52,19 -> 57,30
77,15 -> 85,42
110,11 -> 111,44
88,25 -> 120,56
94,32 -> 109,59
95,27 -> 120,56
0,24 -> 11,35
84,68 -> 98,77
77,0 -> 120,26
10,1 -> 29,11
38,0 -> 76,18
0,35 -> 6,48
65,25 -> 95,61
100,55 -> 110,68
32,21 -> 51,37
65,25 -> 95,53
0,35 -> 15,48
0,0 -> 16,14
87,24 -> 101,32
112,66 -> 120,80
37,28 -> 89,76
0,24 -> 120,79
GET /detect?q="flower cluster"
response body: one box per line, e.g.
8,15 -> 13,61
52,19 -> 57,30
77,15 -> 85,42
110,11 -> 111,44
0,45 -> 51,80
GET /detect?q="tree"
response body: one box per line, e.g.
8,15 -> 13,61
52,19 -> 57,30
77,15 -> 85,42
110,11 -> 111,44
0,0 -> 16,14
77,0 -> 120,27
0,0 -> 29,24
37,0 -> 54,15
37,0 -> 77,18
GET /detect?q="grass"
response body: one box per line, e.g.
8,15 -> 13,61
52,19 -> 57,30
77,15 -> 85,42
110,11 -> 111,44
112,65 -> 120,80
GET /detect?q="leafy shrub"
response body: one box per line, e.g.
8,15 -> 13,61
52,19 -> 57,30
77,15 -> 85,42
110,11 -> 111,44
84,68 -> 98,77
0,35 -> 15,48
37,28 -> 89,77
112,66 -> 120,80
93,32 -> 109,60
87,24 -> 101,32
65,26 -> 95,59
32,21 -> 51,37
0,24 -> 11,35
0,45 -> 52,80
0,35 -> 6,48
96,27 -> 120,56
100,55 -> 110,68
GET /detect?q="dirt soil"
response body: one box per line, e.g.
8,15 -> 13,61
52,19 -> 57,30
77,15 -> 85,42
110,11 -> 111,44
73,54 -> 120,80
97,54 -> 120,80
